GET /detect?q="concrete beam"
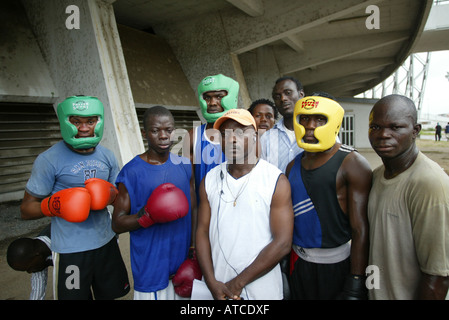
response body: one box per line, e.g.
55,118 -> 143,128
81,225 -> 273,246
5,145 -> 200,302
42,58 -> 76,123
226,0 -> 264,17
412,29 -> 449,53
296,58 -> 394,86
306,73 -> 379,94
282,34 -> 305,53
278,31 -> 409,74
224,0 -> 385,54
336,84 -> 373,97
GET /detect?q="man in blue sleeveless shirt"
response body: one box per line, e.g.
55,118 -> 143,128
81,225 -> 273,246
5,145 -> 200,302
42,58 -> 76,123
20,96 -> 130,300
286,95 -> 372,300
183,74 -> 239,203
112,106 -> 197,300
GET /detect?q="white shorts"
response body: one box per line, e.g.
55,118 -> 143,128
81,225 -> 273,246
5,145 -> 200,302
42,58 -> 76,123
133,280 -> 189,300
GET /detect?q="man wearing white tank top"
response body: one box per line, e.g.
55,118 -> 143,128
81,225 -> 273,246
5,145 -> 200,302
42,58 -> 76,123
196,109 -> 294,300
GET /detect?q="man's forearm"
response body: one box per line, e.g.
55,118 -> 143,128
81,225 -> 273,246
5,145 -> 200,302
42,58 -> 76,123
228,238 -> 290,292
417,273 -> 449,299
349,232 -> 369,275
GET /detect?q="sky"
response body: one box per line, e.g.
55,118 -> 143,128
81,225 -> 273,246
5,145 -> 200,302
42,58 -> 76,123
420,50 -> 449,116
357,51 -> 449,118
356,2 -> 449,118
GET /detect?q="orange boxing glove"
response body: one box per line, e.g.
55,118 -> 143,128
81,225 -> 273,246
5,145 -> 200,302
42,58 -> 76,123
84,178 -> 118,210
40,187 -> 91,223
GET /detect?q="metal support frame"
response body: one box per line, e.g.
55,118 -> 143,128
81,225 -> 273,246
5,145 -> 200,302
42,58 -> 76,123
358,52 -> 431,119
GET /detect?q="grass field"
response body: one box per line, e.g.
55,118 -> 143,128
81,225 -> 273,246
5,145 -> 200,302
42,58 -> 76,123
416,138 -> 449,174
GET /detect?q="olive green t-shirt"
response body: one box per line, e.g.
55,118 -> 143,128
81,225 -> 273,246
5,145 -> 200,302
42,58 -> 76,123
368,152 -> 449,300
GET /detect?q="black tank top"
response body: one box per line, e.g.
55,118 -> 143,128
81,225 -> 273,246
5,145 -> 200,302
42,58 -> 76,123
300,145 -> 353,248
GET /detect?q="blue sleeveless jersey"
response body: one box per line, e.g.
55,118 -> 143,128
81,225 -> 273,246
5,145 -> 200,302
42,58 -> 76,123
289,156 -> 322,248
289,147 -> 352,249
193,124 -> 225,202
116,154 -> 192,293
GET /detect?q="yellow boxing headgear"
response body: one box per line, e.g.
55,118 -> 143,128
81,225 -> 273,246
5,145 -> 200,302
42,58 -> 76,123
293,96 -> 344,152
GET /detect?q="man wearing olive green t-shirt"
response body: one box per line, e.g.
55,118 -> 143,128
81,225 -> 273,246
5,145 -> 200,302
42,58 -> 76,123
368,94 -> 449,300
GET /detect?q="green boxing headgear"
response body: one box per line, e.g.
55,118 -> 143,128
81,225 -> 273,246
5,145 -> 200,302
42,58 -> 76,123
197,74 -> 239,123
57,96 -> 104,149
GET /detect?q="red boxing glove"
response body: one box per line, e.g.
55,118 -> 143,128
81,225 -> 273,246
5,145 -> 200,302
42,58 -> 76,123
41,187 -> 91,223
137,183 -> 189,228
173,248 -> 203,297
84,178 -> 118,210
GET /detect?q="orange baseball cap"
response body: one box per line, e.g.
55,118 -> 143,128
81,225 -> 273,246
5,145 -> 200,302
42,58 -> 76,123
213,109 -> 257,131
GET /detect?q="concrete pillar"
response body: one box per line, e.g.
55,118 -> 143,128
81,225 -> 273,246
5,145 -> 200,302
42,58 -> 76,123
22,0 -> 143,166
0,1 -> 58,104
87,0 -> 144,165
239,46 -> 281,100
153,11 -> 251,109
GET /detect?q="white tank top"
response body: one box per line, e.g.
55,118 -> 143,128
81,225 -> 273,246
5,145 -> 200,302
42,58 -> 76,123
205,159 -> 283,300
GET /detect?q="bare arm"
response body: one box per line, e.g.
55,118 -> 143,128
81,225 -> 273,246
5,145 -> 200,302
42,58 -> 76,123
111,183 -> 141,234
340,152 -> 372,275
285,159 -> 295,178
195,178 -> 236,300
183,128 -> 194,165
189,167 -> 198,247
20,191 -> 46,220
417,273 -> 449,299
185,128 -> 198,247
225,174 -> 294,297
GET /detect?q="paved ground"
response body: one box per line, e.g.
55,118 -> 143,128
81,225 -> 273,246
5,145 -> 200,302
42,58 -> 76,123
0,217 -> 134,300
0,139 -> 447,300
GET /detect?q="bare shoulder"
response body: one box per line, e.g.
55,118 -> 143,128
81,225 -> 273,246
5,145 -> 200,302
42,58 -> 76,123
341,148 -> 373,180
344,148 -> 371,169
273,173 -> 291,199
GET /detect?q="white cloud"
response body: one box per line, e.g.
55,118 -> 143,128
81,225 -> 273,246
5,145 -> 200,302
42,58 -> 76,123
421,50 -> 449,116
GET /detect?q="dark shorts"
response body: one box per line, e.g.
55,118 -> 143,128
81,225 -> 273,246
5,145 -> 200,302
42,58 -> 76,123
289,249 -> 350,300
53,237 -> 130,300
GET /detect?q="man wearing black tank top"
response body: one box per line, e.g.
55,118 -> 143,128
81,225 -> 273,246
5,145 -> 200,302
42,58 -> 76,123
285,94 -> 372,300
